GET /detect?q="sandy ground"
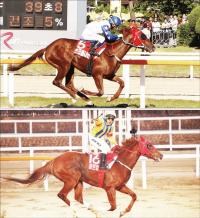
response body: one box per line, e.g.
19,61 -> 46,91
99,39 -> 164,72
1,75 -> 200,101
1,155 -> 200,218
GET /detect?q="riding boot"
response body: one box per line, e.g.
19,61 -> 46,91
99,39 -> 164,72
89,41 -> 101,57
99,153 -> 107,170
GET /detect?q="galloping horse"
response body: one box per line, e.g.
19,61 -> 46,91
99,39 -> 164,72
8,25 -> 155,103
2,136 -> 163,217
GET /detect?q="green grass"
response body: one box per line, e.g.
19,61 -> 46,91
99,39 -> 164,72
0,96 -> 199,108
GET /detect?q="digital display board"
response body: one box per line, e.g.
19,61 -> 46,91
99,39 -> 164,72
0,0 -> 67,30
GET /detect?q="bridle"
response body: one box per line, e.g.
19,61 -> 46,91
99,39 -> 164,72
122,27 -> 148,50
122,38 -> 145,50
116,137 -> 157,171
104,27 -> 147,62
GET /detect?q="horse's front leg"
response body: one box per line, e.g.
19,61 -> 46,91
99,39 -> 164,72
105,187 -> 117,211
81,74 -> 104,97
117,185 -> 137,217
65,74 -> 91,103
106,75 -> 124,102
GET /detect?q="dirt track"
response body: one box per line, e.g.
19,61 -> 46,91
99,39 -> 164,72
1,156 -> 200,218
1,75 -> 200,101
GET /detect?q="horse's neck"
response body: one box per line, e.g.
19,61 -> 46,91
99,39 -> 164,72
118,148 -> 141,170
107,40 -> 131,59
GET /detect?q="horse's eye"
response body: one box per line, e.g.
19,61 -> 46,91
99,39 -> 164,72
147,144 -> 152,149
141,33 -> 147,40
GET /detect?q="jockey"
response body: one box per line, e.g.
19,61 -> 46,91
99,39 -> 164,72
90,111 -> 116,169
80,15 -> 122,56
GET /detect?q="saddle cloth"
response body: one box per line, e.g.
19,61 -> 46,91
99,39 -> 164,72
88,145 -> 120,187
74,40 -> 106,59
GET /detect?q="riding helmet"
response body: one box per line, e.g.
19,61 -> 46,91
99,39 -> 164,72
109,15 -> 121,27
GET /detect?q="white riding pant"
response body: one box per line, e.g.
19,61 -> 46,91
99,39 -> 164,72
80,28 -> 105,43
89,135 -> 110,153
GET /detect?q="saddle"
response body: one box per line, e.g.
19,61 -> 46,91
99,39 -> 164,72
88,145 -> 120,187
74,40 -> 106,59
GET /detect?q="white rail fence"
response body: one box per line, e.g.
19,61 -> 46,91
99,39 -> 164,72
1,51 -> 199,107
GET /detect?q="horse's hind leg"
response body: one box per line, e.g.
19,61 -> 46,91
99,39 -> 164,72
57,178 -> 78,206
58,182 -> 73,206
52,65 -> 78,100
74,181 -> 83,204
65,66 -> 91,102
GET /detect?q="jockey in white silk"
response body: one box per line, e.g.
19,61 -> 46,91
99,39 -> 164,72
80,15 -> 122,56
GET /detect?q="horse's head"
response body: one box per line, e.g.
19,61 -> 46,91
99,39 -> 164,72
121,24 -> 155,52
138,136 -> 163,161
121,136 -> 163,161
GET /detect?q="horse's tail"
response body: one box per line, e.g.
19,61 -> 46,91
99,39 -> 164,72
2,160 -> 53,185
8,48 -> 45,71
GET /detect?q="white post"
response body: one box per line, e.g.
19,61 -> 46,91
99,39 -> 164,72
118,110 -> 123,143
42,161 -> 49,191
82,110 -> 89,152
126,109 -> 132,138
141,158 -> 147,189
3,64 -> 8,96
169,119 -> 173,151
140,65 -> 145,108
123,65 -> 130,98
189,65 -> 194,79
29,149 -> 34,174
8,72 -> 14,106
18,137 -> 22,154
196,145 -> 200,177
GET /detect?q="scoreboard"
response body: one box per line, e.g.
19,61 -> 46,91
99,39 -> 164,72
0,0 -> 86,52
0,0 -> 67,30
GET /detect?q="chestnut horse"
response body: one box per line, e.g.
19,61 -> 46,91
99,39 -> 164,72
8,25 -> 155,103
2,136 -> 162,217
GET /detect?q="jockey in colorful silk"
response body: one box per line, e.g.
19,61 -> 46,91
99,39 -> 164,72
80,15 -> 122,56
90,111 -> 116,169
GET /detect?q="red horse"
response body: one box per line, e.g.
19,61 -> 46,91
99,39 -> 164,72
2,136 -> 162,217
8,25 -> 155,103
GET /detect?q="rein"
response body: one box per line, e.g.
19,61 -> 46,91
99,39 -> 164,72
104,36 -> 145,62
116,160 -> 132,171
115,145 -> 137,171
122,38 -> 145,49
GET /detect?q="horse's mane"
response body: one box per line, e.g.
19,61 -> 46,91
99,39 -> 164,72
110,137 -> 138,155
121,136 -> 138,147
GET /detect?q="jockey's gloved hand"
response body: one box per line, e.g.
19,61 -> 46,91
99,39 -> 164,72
105,138 -> 111,146
118,34 -> 123,38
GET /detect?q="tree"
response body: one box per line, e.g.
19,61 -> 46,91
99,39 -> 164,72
129,0 -> 137,20
133,0 -> 198,17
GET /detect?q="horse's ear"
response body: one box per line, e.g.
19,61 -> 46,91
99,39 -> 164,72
130,128 -> 137,136
130,23 -> 138,29
118,24 -> 128,33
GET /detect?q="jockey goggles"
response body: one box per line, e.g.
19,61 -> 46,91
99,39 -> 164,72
105,115 -> 115,120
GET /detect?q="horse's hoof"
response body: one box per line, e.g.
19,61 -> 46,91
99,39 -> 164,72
119,211 -> 125,217
106,97 -> 111,102
86,101 -> 95,107
71,98 -> 77,104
